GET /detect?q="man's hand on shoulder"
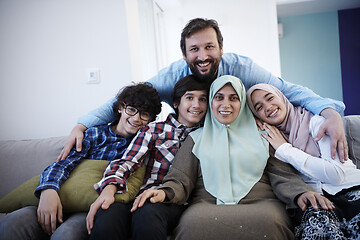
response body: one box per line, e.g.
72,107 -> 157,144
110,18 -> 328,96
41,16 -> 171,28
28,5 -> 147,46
57,124 -> 87,161
316,108 -> 348,162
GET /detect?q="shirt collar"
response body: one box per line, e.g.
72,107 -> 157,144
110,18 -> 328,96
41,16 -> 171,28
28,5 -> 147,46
166,113 -> 202,133
108,120 -> 135,140
217,57 -> 224,78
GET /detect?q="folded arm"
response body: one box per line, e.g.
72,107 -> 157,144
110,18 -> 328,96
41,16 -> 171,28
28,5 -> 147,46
275,143 -> 346,185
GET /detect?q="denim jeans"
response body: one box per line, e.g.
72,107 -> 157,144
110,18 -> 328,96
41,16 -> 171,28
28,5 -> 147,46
0,206 -> 88,240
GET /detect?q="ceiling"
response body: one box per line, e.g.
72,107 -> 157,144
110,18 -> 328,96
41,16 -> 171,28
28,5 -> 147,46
155,0 -> 360,17
277,0 -> 360,17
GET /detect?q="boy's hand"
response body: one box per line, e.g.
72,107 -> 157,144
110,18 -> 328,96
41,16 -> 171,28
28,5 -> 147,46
57,124 -> 87,161
86,185 -> 117,235
317,108 -> 348,162
131,189 -> 166,212
261,123 -> 287,150
37,189 -> 63,235
297,191 -> 334,211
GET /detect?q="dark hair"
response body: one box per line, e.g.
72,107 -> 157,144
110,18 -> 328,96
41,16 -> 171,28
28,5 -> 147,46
112,82 -> 162,122
171,75 -> 209,115
180,18 -> 223,57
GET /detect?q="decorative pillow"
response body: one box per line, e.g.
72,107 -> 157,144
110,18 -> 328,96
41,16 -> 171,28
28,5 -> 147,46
0,160 -> 145,213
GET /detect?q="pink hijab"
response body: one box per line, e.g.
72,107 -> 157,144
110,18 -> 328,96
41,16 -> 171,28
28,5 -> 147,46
246,83 -> 320,157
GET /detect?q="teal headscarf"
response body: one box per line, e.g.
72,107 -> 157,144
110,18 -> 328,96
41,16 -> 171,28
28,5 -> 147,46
190,75 -> 269,205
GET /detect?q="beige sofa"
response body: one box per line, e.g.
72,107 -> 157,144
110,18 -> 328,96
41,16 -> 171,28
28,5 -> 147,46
1,116 -> 359,222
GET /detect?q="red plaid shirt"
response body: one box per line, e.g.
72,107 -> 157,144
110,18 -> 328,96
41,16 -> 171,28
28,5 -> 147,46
94,114 -> 200,194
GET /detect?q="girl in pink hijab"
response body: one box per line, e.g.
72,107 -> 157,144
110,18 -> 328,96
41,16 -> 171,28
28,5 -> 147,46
247,83 -> 360,239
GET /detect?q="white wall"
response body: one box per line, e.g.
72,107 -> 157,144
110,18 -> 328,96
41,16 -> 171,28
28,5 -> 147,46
0,0 -> 281,140
0,0 -> 133,140
157,0 -> 281,75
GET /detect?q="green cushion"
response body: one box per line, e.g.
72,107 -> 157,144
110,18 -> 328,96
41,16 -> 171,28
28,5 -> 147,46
0,159 -> 145,213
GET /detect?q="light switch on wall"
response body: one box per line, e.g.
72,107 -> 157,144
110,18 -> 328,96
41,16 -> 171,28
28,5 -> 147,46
86,68 -> 101,84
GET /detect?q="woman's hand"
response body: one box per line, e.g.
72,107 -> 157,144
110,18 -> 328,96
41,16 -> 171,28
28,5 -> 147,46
261,123 -> 287,150
297,191 -> 335,211
130,189 -> 166,212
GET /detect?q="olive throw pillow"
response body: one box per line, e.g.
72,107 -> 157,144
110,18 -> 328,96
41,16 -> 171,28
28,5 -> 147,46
0,160 -> 145,213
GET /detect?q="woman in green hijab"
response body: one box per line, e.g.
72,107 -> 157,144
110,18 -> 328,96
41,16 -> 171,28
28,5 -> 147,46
131,75 -> 331,239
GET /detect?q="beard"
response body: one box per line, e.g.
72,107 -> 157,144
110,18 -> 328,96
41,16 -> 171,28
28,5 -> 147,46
186,57 -> 220,84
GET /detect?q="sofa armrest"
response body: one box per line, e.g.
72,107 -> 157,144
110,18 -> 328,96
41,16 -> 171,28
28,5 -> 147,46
343,115 -> 360,169
0,136 -> 67,199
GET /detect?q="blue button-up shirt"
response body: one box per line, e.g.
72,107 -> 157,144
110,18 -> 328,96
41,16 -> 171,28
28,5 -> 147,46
78,53 -> 344,128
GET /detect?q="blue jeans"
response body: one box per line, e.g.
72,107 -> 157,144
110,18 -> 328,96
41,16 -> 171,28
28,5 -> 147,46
0,206 -> 88,240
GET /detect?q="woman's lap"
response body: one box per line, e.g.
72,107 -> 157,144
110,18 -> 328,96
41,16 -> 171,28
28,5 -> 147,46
172,196 -> 294,239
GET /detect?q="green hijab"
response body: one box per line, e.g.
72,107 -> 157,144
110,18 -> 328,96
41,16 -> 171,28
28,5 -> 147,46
190,75 -> 269,205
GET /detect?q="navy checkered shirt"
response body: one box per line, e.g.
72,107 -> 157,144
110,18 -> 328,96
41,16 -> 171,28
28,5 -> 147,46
35,123 -> 134,197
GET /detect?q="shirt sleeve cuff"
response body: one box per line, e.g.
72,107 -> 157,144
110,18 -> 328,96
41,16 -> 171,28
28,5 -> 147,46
34,185 -> 59,198
274,143 -> 292,163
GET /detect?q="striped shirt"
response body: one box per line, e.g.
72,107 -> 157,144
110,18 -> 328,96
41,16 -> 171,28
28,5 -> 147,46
94,114 -> 200,194
35,123 -> 133,197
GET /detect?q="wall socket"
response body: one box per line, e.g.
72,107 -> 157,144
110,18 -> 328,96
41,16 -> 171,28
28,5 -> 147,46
86,68 -> 101,84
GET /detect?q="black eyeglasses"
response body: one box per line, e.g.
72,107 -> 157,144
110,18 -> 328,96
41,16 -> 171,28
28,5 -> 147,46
123,103 -> 152,121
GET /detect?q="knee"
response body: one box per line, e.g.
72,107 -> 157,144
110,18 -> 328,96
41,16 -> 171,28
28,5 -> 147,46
0,206 -> 45,240
90,210 -> 114,240
51,214 -> 87,240
90,208 -> 115,235
133,203 -> 166,224
131,203 -> 168,238
0,206 -> 38,229
90,203 -> 131,239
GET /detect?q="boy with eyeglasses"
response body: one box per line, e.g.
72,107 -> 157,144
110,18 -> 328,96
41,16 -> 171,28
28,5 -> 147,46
0,83 -> 162,240
85,75 -> 209,240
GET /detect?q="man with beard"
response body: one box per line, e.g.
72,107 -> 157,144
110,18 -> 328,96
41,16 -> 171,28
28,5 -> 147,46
58,18 -> 348,165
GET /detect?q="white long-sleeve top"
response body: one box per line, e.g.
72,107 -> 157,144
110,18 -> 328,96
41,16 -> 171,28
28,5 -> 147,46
275,115 -> 360,195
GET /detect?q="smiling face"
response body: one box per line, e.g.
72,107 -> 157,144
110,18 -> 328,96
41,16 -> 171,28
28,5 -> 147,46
250,89 -> 287,126
183,27 -> 223,83
114,106 -> 150,137
174,90 -> 208,127
212,84 -> 241,125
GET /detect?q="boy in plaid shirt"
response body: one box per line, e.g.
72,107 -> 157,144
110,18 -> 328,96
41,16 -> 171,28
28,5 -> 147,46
86,75 -> 209,240
0,83 -> 161,240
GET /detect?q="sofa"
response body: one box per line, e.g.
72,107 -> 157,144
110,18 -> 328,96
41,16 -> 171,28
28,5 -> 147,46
1,115 -> 359,222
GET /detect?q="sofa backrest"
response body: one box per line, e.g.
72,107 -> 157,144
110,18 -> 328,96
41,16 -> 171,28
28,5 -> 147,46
0,136 -> 67,199
0,115 -> 359,200
344,115 -> 360,168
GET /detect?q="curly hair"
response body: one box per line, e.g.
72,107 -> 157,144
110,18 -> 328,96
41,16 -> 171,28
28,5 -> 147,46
112,82 -> 162,122
180,18 -> 223,57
